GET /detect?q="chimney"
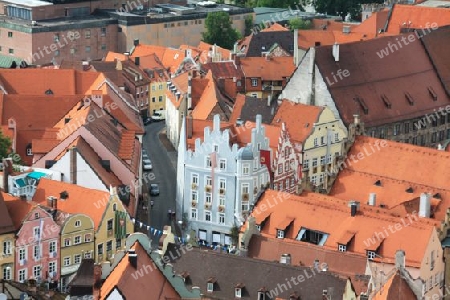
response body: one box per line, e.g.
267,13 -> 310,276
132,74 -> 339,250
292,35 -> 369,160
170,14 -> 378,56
233,42 -> 238,54
187,115 -> 193,139
419,193 -> 431,218
2,158 -> 13,193
133,39 -> 139,46
70,147 -> 77,184
368,193 -> 376,206
82,61 -> 90,71
332,43 -> 339,62
267,95 -> 272,107
395,250 -> 405,269
353,114 -> 360,125
93,264 -> 102,300
135,56 -> 140,66
256,114 -> 262,129
128,249 -> 137,268
187,72 -> 192,110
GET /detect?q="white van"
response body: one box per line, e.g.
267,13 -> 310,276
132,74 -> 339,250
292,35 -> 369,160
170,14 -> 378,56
151,110 -> 166,121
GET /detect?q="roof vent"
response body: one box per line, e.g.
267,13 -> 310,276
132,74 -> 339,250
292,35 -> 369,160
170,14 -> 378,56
354,96 -> 368,114
45,89 -> 53,95
380,94 -> 391,109
433,193 -> 441,199
405,92 -> 414,106
60,191 -> 69,200
428,86 -> 437,101
406,187 -> 413,193
280,254 -> 291,265
64,118 -> 71,124
343,25 -> 351,34
374,180 -> 381,186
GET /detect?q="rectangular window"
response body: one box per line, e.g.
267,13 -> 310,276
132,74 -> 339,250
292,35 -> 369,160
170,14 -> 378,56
107,241 -> 113,252
152,97 -> 156,102
206,176 -> 212,186
19,248 -> 26,261
48,261 -> 56,274
97,243 -> 103,255
220,159 -> 226,170
74,254 -> 82,264
84,234 -> 92,243
101,27 -> 106,36
54,34 -> 59,42
242,163 -> 249,175
320,156 -> 325,165
393,124 -> 400,136
277,230 -> 284,239
159,95 -> 163,102
3,266 -> 11,280
33,245 -> 40,260
191,191 -> 198,201
432,132 -> 437,143
74,236 -> 81,245
191,208 -> 197,220
107,219 -> 113,230
8,32 -> 13,38
85,30 -> 91,38
205,193 -> 212,204
49,241 -> 56,254
218,213 -> 225,224
219,196 -> 225,206
251,78 -> 258,87
85,46 -> 91,53
314,138 -> 318,147
338,244 -> 346,252
192,174 -> 199,185
303,159 -> 309,169
3,241 -> 11,255
278,163 -> 283,174
367,251 -> 376,260
19,269 -> 26,282
312,158 -> 318,167
206,156 -> 211,167
242,184 -> 249,195
380,128 -> 386,139
205,211 -> 211,222
404,123 -> 409,133
335,133 -> 339,142
101,44 -> 107,51
321,136 -> 325,145
219,179 -> 226,190
63,256 -> 71,266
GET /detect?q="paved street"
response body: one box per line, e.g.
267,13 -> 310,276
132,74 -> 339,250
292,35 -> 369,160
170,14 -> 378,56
142,121 -> 178,238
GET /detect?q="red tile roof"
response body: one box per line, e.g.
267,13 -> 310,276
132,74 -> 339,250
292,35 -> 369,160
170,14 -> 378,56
271,101 -> 323,143
118,130 -> 136,160
250,190 -> 439,267
100,242 -> 181,300
386,4 -> 450,34
261,23 -> 290,32
3,193 -> 34,230
240,57 -> 296,80
32,178 -> 111,230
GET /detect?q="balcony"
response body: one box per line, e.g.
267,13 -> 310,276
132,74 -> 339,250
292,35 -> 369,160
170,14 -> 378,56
204,203 -> 211,210
191,201 -> 197,208
191,183 -> 198,190
218,205 -> 225,213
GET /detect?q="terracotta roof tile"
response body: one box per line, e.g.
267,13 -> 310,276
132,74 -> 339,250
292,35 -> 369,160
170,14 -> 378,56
118,130 -> 136,160
271,101 -> 322,142
353,9 -> 390,35
314,34 -> 450,127
104,52 -> 128,62
311,19 -> 359,31
191,72 -> 220,120
250,190 -> 439,267
261,23 -> 290,32
240,57 -> 296,80
229,94 -> 246,124
0,192 -> 16,234
202,61 -> 244,79
32,178 -> 111,230
3,193 -> 34,230
386,4 -> 450,34
100,242 -> 180,300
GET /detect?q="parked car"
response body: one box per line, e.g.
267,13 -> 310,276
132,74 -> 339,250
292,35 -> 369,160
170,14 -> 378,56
151,110 -> 166,121
143,158 -> 153,171
143,117 -> 152,125
149,183 -> 160,196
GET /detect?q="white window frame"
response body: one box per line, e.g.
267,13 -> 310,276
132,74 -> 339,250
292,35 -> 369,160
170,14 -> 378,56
64,238 -> 71,247
84,234 -> 92,243
219,196 -> 225,206
191,191 -> 198,201
206,156 -> 211,167
219,159 -> 226,170
277,230 -> 284,239
75,220 -> 81,227
207,282 -> 214,292
63,256 -> 71,266
241,183 -> 249,195
206,176 -> 212,186
303,159 -> 309,169
3,240 -> 12,256
74,254 -> 82,264
33,265 -> 41,278
218,213 -> 225,224
205,211 -> 211,222
335,132 -> 339,142
312,158 -> 318,167
219,179 -> 226,190
191,208 -> 197,220
48,261 -> 56,274
19,248 -> 26,261
235,288 -> 242,298
314,138 -> 318,147
338,244 -> 346,252
251,78 -> 258,87
367,251 -> 376,260
192,174 -> 199,185
33,245 -> 40,260
242,163 -> 250,175
74,236 -> 81,245
2,266 -> 11,280
205,193 -> 212,204
18,269 -> 26,283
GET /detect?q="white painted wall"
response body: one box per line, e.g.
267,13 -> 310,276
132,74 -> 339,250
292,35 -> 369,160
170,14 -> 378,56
50,151 -> 108,191
105,288 -> 124,300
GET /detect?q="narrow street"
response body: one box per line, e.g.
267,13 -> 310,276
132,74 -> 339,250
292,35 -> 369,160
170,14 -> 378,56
141,121 -> 178,243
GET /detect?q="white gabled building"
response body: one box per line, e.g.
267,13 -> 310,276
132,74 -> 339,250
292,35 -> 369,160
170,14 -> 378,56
176,114 -> 270,246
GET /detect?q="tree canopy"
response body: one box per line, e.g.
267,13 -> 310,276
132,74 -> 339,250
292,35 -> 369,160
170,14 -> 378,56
288,18 -> 312,30
314,0 -> 383,20
0,130 -> 11,161
202,11 -> 241,50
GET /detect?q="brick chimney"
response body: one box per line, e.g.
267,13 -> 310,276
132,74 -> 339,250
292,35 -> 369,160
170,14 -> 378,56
93,264 -> 102,300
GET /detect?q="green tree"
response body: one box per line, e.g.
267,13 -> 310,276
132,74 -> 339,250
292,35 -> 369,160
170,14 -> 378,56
288,18 -> 312,30
202,12 -> 242,50
256,0 -> 302,8
0,130 -> 12,161
314,0 -> 383,20
244,15 -> 253,36
230,224 -> 240,246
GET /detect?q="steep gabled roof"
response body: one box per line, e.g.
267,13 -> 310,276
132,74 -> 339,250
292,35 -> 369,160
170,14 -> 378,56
229,94 -> 278,125
238,31 -> 295,57
100,242 -> 181,300
314,33 -> 450,127
240,57 -> 296,80
271,100 -> 323,143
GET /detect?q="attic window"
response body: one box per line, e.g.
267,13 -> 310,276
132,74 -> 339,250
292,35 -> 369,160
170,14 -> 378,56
45,89 -> 53,95
315,42 -> 321,46
374,180 -> 381,186
428,86 -> 437,101
26,144 -> 33,156
380,94 -> 391,109
235,287 -> 243,298
207,282 -> 214,292
406,187 -> 413,193
405,92 -> 414,106
60,191 -> 69,199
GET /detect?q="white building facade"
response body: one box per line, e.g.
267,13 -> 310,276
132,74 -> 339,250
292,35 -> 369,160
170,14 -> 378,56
177,114 -> 270,246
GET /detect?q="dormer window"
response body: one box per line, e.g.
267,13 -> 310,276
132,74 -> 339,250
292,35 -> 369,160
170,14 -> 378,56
26,144 -> 33,156
338,244 -> 346,252
207,282 -> 214,292
277,229 -> 284,239
256,225 -> 261,231
235,288 -> 242,298
367,251 -> 376,260
258,291 -> 266,300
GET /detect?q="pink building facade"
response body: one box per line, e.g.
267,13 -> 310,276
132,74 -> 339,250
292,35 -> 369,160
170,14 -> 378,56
15,206 -> 60,284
